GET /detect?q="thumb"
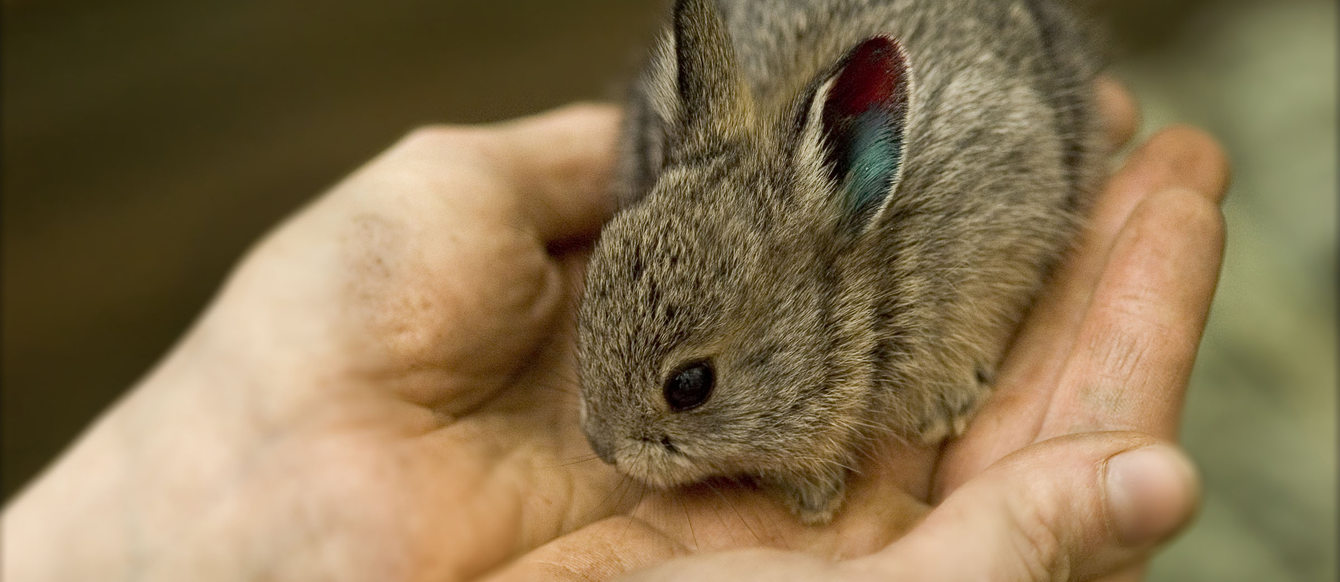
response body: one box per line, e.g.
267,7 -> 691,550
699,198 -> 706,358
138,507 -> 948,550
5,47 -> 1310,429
487,103 -> 622,244
851,433 -> 1200,582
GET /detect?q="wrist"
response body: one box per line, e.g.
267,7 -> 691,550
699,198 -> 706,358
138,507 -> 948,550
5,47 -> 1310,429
4,401 -> 142,581
2,328 -> 260,581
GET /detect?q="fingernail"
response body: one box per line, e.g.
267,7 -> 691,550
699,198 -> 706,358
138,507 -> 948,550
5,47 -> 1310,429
1105,445 -> 1200,546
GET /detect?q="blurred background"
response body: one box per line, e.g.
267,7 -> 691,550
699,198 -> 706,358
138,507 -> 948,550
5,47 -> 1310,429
2,0 -> 1334,579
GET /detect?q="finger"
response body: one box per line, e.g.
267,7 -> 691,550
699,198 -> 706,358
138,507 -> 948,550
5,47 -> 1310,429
384,104 -> 619,246
1091,564 -> 1147,582
856,434 -> 1200,582
490,103 -> 623,243
940,127 -> 1229,494
620,549 -> 845,581
1037,187 -> 1226,439
485,517 -> 687,582
1096,76 -> 1140,152
1003,126 -> 1230,394
627,472 -> 930,559
1102,125 -> 1231,207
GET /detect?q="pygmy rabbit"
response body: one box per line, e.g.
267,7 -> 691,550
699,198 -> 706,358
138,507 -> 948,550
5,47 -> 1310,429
577,0 -> 1102,524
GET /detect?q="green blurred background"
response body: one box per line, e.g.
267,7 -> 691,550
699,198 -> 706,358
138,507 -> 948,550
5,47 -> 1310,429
2,0 -> 1334,579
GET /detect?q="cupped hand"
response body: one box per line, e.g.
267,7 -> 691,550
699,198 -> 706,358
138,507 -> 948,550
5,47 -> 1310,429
2,78 -> 1230,582
491,80 -> 1230,581
5,105 -> 630,582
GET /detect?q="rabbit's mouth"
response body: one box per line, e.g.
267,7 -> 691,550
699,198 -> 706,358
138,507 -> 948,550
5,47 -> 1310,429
615,437 -> 716,488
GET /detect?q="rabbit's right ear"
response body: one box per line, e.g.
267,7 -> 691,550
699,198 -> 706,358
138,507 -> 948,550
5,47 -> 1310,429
796,37 -> 912,234
672,0 -> 745,130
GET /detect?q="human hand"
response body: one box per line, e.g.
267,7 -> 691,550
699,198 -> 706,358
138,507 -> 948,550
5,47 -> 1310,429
1,79 -> 1229,582
492,80 -> 1231,581
3,105 -> 634,581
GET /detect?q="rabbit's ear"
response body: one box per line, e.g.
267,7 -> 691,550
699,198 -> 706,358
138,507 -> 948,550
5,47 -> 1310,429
672,0 -> 745,128
801,37 -> 912,233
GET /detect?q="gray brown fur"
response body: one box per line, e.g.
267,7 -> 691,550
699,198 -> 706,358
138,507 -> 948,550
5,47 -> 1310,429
579,0 -> 1102,524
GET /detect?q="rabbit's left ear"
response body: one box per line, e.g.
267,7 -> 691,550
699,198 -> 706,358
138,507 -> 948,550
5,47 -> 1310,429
673,0 -> 745,128
800,37 -> 912,233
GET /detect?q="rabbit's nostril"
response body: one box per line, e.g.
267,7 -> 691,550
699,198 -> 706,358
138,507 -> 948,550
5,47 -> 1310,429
659,435 -> 681,454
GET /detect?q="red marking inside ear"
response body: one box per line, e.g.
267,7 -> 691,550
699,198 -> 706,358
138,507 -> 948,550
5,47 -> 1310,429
826,37 -> 907,117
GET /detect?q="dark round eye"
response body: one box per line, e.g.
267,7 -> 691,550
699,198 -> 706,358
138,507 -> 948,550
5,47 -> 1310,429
664,359 -> 715,412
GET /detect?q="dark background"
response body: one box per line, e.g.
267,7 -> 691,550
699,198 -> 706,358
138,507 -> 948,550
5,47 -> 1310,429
3,1 -> 1334,580
3,0 -> 662,498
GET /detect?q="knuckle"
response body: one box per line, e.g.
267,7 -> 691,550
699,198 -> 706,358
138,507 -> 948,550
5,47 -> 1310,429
1137,187 -> 1227,244
402,123 -> 457,144
1170,188 -> 1224,226
1006,502 -> 1072,582
1149,125 -> 1232,197
1178,192 -> 1227,244
552,101 -> 618,120
398,123 -> 486,155
1149,124 -> 1217,156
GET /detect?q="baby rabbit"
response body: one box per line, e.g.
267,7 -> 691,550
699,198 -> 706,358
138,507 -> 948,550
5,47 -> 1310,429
577,0 -> 1102,524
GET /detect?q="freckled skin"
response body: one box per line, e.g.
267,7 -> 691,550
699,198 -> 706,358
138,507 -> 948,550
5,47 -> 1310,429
579,0 -> 1102,524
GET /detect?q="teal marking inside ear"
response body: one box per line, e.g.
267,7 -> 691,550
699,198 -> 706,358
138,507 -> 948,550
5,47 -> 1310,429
841,109 -> 903,227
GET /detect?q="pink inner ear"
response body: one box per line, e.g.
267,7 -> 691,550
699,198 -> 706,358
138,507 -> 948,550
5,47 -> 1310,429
827,37 -> 907,117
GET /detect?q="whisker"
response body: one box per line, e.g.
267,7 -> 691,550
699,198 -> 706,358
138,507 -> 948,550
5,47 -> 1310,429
679,497 -> 700,551
547,454 -> 604,468
593,472 -> 633,515
705,479 -> 763,545
616,482 -> 650,541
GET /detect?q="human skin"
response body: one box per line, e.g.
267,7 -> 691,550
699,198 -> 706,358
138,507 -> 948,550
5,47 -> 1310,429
2,79 -> 1229,582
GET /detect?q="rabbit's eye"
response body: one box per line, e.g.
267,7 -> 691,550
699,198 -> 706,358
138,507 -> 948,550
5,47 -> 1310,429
664,360 -> 714,412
